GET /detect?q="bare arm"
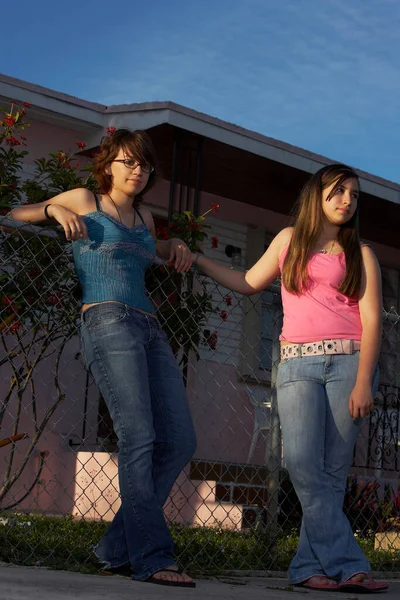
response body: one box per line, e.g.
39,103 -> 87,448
141,207 -> 193,273
8,188 -> 95,241
194,227 -> 292,295
349,245 -> 383,419
356,246 -> 383,385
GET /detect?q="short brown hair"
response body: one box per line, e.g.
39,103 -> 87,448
92,129 -> 159,205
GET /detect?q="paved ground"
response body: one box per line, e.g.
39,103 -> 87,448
0,564 -> 398,600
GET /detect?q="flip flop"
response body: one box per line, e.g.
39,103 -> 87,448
296,575 -> 339,591
145,567 -> 196,588
338,574 -> 388,593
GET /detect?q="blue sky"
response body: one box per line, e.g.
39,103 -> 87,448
2,0 -> 399,183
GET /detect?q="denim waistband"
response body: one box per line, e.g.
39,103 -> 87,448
80,301 -> 157,324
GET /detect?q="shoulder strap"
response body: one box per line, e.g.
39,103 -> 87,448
93,191 -> 101,212
134,206 -> 145,224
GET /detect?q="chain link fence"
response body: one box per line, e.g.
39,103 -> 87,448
0,216 -> 399,574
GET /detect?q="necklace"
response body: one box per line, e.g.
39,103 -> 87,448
107,193 -> 123,223
319,240 -> 337,254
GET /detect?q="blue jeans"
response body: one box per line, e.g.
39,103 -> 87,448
79,302 -> 197,581
277,352 -> 379,584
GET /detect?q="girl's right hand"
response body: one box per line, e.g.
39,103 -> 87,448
46,204 -> 88,241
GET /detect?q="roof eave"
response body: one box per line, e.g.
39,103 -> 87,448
1,73 -> 398,204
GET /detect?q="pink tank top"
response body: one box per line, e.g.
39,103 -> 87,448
279,247 -> 362,343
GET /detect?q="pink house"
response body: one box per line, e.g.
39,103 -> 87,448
1,73 -> 399,531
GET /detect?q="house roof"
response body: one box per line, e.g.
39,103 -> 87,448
1,72 -> 399,249
1,72 -> 398,205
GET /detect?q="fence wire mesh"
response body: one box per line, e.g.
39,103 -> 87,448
0,216 -> 399,574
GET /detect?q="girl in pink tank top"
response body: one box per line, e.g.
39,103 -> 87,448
193,164 -> 386,592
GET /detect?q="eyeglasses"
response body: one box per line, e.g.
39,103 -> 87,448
112,159 -> 154,174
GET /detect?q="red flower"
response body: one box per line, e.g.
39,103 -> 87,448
106,126 -> 116,135
2,296 -> 15,307
4,315 -> 22,334
76,140 -> 86,150
211,202 -> 220,214
22,102 -> 31,107
211,236 -> 219,249
4,115 -> 16,127
156,227 -> 169,240
47,291 -> 63,307
5,136 -> 20,146
20,135 -> 27,140
2,297 -> 19,314
75,161 -> 80,168
220,310 -> 228,322
20,109 -> 26,116
225,295 -> 232,306
206,331 -> 218,351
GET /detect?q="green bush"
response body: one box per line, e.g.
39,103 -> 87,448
1,513 -> 399,576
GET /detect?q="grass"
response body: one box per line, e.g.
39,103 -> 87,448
0,513 -> 399,576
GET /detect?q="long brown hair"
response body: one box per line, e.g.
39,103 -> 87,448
282,163 -> 363,298
92,128 -> 159,205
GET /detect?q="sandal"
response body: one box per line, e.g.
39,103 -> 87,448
145,566 -> 196,588
296,575 -> 339,591
338,573 -> 388,593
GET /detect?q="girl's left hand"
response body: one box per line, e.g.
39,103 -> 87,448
168,238 -> 193,273
349,383 -> 375,420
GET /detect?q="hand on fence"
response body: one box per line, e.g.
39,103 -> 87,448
167,238 -> 193,273
45,205 -> 88,241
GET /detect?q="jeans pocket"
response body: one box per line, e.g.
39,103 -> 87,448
83,303 -> 128,331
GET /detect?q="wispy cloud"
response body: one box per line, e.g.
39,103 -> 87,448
87,0 -> 400,181
4,0 -> 399,181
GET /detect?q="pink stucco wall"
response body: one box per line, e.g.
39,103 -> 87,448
21,117 -> 93,168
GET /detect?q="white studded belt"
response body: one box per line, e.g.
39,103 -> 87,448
280,339 -> 361,360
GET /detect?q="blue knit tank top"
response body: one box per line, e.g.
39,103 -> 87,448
72,194 -> 156,313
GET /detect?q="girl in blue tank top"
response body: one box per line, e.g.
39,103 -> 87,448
9,129 -> 197,587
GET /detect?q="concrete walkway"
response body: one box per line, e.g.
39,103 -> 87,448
0,564 -> 398,600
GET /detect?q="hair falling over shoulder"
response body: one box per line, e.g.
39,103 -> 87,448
282,163 -> 363,298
